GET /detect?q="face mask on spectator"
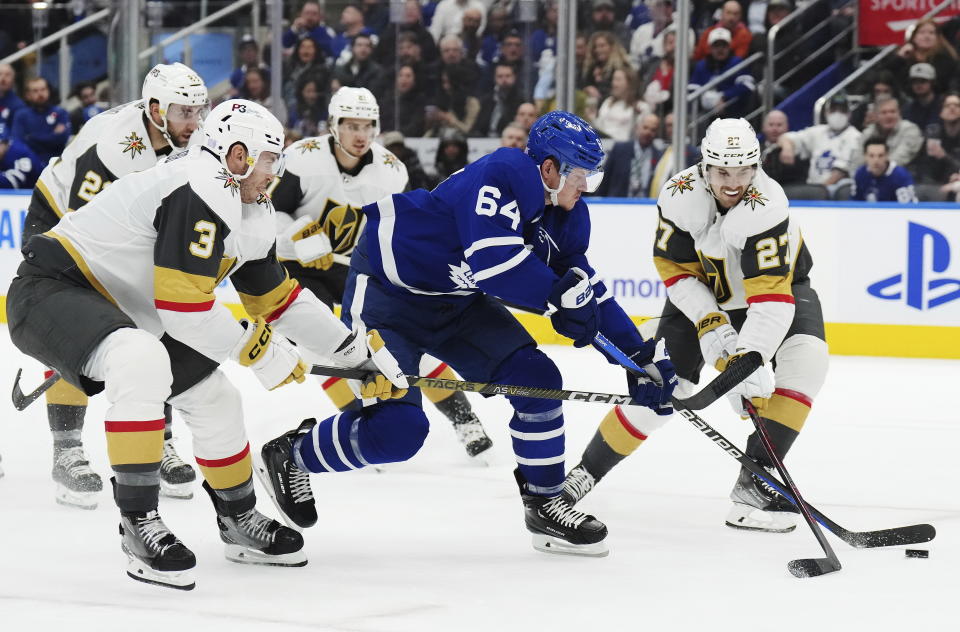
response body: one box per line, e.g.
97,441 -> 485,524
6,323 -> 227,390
826,112 -> 849,132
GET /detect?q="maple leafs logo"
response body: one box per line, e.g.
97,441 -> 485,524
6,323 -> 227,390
298,139 -> 323,154
742,186 -> 768,209
119,131 -> 146,159
448,261 -> 477,290
216,168 -> 239,196
666,172 -> 695,196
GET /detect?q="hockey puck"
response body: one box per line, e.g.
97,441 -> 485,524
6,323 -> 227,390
905,549 -> 929,558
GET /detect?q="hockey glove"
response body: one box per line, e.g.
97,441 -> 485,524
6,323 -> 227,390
625,338 -> 678,415
233,318 -> 307,390
331,329 -> 409,401
718,351 -> 775,416
696,311 -> 738,370
278,215 -> 334,270
548,267 -> 598,348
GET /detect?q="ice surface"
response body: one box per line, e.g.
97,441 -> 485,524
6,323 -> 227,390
0,332 -> 956,631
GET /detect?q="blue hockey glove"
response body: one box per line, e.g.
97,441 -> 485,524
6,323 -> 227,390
625,339 -> 678,415
548,267 -> 598,348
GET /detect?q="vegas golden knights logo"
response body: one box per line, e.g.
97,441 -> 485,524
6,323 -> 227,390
698,252 -> 733,304
319,200 -> 363,253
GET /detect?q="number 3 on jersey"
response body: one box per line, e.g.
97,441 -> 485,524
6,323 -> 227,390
189,220 -> 216,258
475,186 -> 520,230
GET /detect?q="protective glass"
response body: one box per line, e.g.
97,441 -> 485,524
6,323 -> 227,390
251,151 -> 285,177
560,164 -> 604,193
707,165 -> 756,191
166,103 -> 209,125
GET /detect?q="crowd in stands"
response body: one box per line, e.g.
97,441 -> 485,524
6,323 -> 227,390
4,0 -> 960,202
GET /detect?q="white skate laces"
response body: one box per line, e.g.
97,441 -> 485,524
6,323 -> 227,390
563,466 -> 596,503
235,509 -> 274,543
161,440 -> 188,472
56,446 -> 95,477
288,466 -> 314,504
541,497 -> 589,529
137,511 -> 176,552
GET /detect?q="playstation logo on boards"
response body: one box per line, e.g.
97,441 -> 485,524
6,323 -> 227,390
867,221 -> 960,310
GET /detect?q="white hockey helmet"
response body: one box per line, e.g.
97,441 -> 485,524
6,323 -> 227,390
202,99 -> 285,179
142,62 -> 209,144
328,86 -> 379,148
700,118 -> 761,167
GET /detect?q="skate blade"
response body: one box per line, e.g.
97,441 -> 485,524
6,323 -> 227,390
224,544 -> 308,567
125,558 -> 195,590
531,533 -> 609,558
253,454 -> 304,533
725,502 -> 797,533
55,484 -> 99,510
160,479 -> 194,500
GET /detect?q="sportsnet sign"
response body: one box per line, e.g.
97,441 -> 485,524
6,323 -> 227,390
859,0 -> 960,46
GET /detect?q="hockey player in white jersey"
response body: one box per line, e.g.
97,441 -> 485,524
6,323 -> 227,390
270,86 -> 493,459
561,118 -> 829,534
20,63 -> 208,507
7,100 -> 408,589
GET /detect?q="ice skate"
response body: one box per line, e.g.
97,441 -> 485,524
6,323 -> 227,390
256,419 -> 318,530
726,465 -> 798,533
160,439 -> 196,499
203,482 -> 306,567
451,413 -> 493,461
120,510 -> 196,590
52,445 -> 102,509
515,469 -> 608,557
561,463 -> 597,506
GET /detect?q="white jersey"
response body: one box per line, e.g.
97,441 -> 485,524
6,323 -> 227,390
784,124 -> 862,185
270,136 -> 408,263
36,100 -> 165,217
46,144 -> 349,364
653,165 -> 810,361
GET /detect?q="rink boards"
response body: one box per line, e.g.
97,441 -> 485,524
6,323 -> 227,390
0,191 -> 956,358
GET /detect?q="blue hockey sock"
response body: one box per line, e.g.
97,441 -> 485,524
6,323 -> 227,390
510,408 -> 566,496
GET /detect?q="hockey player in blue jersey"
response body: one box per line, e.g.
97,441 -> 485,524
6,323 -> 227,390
258,111 -> 677,557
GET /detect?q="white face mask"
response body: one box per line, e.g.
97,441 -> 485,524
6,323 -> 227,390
826,112 -> 849,132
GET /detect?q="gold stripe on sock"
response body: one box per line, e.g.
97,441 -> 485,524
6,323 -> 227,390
322,377 -> 358,411
756,391 -> 811,433
45,378 -> 88,407
422,364 -> 456,403
598,406 -> 646,456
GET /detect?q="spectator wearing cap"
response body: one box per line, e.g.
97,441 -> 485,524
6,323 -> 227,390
0,64 -> 24,141
910,92 -> 960,199
0,131 -> 40,190
759,109 -> 808,186
630,0 -> 694,74
902,62 -> 942,130
428,0 -> 487,44
12,77 -> 70,170
230,35 -> 271,98
694,1 -> 752,61
852,137 -> 918,203
596,113 -> 664,198
283,0 -> 336,58
689,27 -> 756,118
776,94 -> 862,199
862,96 -> 924,168
585,0 -> 633,49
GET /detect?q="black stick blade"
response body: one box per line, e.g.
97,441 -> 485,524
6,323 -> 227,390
675,351 -> 762,410
846,524 -> 936,549
788,558 -> 842,578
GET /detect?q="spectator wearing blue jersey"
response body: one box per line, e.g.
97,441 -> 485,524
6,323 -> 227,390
0,132 -> 40,189
852,137 -> 918,203
11,77 -> 70,169
0,63 -> 25,140
260,111 -> 678,559
329,3 -> 377,63
229,35 -> 270,98
283,1 -> 336,58
689,27 -> 756,119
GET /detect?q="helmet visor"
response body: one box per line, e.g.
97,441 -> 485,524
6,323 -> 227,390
561,164 -> 604,193
166,103 -> 210,126
251,151 -> 285,177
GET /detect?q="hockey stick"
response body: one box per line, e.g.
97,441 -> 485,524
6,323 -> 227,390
672,402 -> 936,550
308,350 -> 758,411
11,368 -> 60,411
743,397 -> 841,578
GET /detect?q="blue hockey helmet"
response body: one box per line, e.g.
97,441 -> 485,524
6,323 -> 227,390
526,110 -> 605,194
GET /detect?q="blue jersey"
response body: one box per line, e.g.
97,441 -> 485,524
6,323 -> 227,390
0,90 -> 25,140
0,138 -> 40,189
353,147 -> 645,352
851,162 -> 917,203
11,104 -> 71,168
